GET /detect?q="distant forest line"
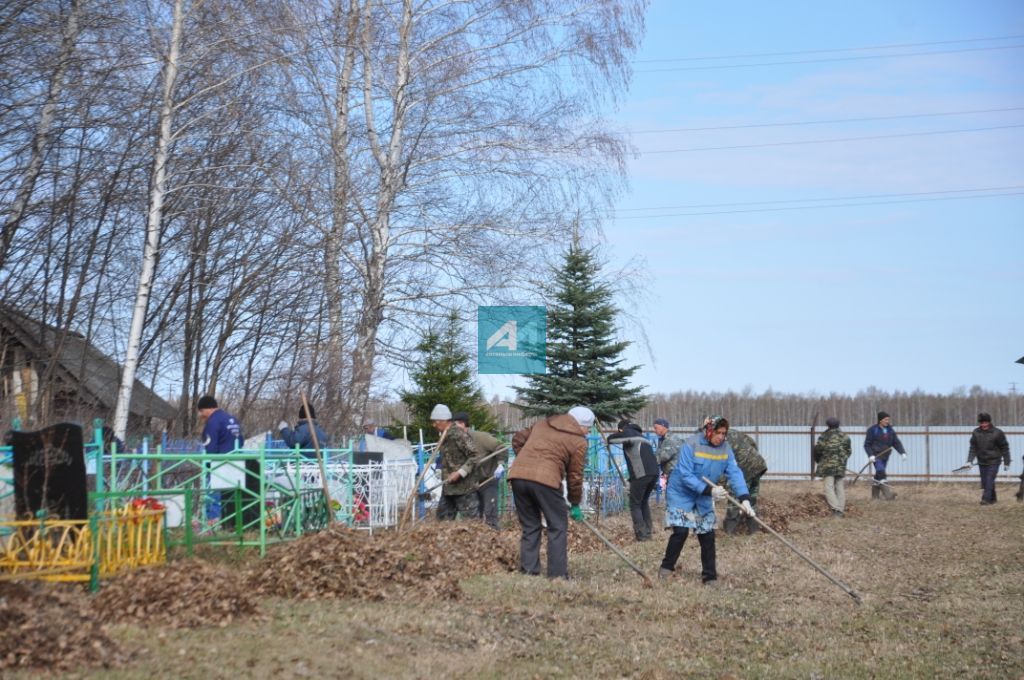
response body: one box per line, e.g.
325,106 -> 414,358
459,386 -> 1022,433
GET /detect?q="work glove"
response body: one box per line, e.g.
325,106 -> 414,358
900,453 -> 907,461
278,420 -> 289,432
494,464 -> 505,479
867,456 -> 876,464
740,500 -> 756,517
569,505 -> 584,522
710,485 -> 728,501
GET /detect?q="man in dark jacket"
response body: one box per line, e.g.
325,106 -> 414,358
966,412 -> 1011,505
197,395 -> 243,523
278,403 -> 330,457
507,406 -> 593,578
863,411 -> 906,500
607,420 -> 659,541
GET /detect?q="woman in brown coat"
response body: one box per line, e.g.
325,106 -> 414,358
507,406 -> 594,578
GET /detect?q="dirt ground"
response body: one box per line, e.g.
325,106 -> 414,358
4,481 -> 1023,679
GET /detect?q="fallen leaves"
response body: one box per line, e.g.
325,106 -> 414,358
0,581 -> 126,671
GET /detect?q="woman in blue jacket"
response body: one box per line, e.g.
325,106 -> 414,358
659,416 -> 755,584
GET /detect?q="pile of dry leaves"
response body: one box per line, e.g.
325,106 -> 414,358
0,581 -> 125,671
92,559 -> 261,629
247,521 -> 519,601
756,492 -> 861,533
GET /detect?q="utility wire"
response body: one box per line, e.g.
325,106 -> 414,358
640,123 -> 1024,154
605,191 -> 1024,220
633,34 -> 1024,63
635,44 -> 1024,73
608,186 -> 1024,213
628,107 -> 1024,134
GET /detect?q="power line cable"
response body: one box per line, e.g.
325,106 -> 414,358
634,44 -> 1024,73
608,186 -> 1024,213
633,34 -> 1024,63
605,191 -> 1024,220
640,123 -> 1024,154
628,107 -> 1024,134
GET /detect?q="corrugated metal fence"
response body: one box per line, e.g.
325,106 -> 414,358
651,425 -> 1024,482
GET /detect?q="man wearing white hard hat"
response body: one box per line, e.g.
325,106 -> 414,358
507,406 -> 594,579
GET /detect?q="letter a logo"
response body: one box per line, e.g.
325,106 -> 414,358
486,320 -> 517,351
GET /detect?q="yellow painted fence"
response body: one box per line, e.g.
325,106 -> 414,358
0,506 -> 166,582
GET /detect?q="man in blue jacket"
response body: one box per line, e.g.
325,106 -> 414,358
197,395 -> 243,523
863,411 -> 906,501
659,416 -> 754,585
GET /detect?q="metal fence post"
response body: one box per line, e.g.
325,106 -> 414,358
925,426 -> 931,482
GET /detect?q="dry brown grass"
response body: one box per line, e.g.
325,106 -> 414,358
18,481 -> 1024,679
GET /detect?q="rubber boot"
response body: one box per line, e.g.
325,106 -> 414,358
881,484 -> 897,501
723,516 -> 738,534
871,485 -> 880,500
745,514 -> 759,535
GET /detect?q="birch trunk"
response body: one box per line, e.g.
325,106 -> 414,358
323,0 -> 361,409
112,0 -> 185,440
344,0 -> 412,431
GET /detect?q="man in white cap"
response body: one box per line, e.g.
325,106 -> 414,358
507,405 -> 594,579
430,404 -> 485,520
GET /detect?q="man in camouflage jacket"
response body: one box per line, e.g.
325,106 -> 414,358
430,404 -> 484,520
453,411 -> 507,529
653,418 -> 685,479
721,430 -> 768,534
813,417 -> 852,516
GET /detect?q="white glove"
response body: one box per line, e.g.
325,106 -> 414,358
900,453 -> 907,461
278,420 -> 289,431
867,456 -> 876,464
740,500 -> 756,517
494,464 -> 505,479
710,485 -> 728,500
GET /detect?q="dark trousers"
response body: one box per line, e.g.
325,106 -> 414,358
979,464 -> 1000,503
437,492 -> 480,520
477,479 -> 500,529
510,479 -> 569,578
660,527 -> 717,582
628,475 -> 657,539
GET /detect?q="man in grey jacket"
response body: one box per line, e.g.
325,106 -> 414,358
607,420 -> 660,541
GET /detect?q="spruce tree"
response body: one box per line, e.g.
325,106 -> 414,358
514,245 -> 647,423
400,312 -> 500,442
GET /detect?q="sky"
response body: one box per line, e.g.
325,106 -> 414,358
482,0 -> 1024,400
